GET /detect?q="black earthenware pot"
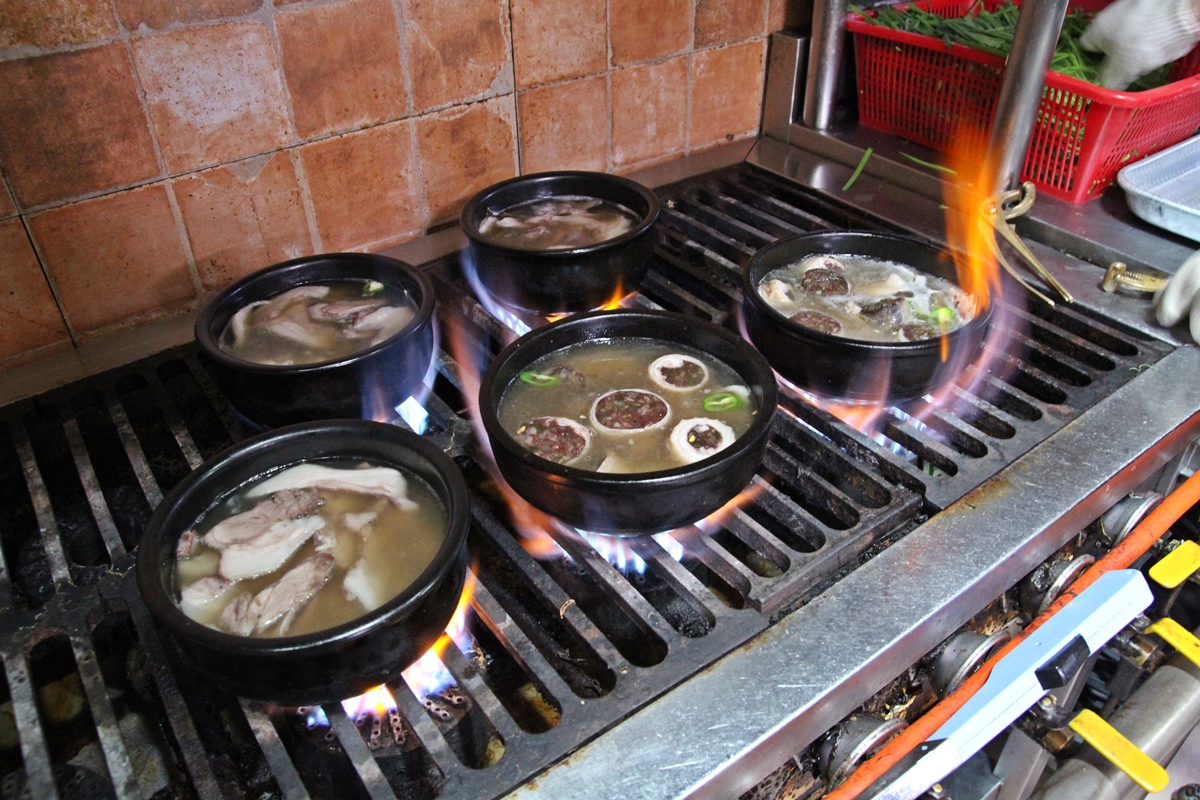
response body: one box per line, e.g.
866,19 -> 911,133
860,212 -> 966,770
741,232 -> 992,402
460,171 -> 660,314
136,420 -> 469,706
195,253 -> 436,429
479,309 -> 777,535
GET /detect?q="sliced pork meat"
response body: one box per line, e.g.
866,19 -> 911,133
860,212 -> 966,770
228,301 -> 267,348
247,464 -> 417,510
307,298 -> 386,324
220,593 -> 257,635
179,575 -> 236,619
203,488 -> 323,549
258,285 -> 331,321
344,304 -> 415,344
217,516 -> 326,582
177,529 -> 199,559
249,553 -> 335,635
259,302 -> 329,349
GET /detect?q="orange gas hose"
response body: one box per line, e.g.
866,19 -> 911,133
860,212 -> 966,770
824,465 -> 1200,800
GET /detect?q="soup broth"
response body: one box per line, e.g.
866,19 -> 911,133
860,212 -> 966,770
478,195 -> 640,250
174,459 -> 446,638
498,339 -> 758,473
219,280 -> 417,366
758,254 -> 976,343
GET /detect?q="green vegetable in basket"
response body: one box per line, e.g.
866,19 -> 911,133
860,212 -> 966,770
849,1 -> 1174,91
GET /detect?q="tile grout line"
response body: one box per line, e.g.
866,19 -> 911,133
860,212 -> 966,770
15,212 -> 78,348
505,0 -> 523,174
263,3 -> 324,254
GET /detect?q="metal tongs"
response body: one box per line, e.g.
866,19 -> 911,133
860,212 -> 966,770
979,182 -> 1074,307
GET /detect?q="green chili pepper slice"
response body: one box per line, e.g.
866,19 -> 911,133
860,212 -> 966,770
362,280 -> 385,295
520,370 -> 560,387
932,306 -> 955,327
703,392 -> 743,412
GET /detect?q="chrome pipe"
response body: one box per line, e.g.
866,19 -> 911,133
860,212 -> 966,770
984,0 -> 1071,191
803,0 -> 849,129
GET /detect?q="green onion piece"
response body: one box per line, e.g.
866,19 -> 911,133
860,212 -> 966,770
932,306 -> 955,326
363,280 -> 385,295
703,392 -> 744,412
519,370 -> 560,387
900,152 -> 958,175
842,147 -> 874,192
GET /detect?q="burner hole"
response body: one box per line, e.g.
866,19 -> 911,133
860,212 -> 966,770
20,403 -> 111,576
1027,302 -> 1141,356
155,360 -> 234,459
759,465 -> 855,531
710,529 -> 788,578
90,614 -> 184,797
0,422 -> 54,608
618,550 -> 715,638
1002,367 -> 1069,406
113,374 -> 191,491
536,554 -> 668,668
409,682 -> 505,770
27,635 -> 113,791
740,486 -> 825,554
69,389 -> 154,551
462,623 -> 563,734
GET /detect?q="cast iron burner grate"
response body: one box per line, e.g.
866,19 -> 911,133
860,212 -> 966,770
0,163 -> 1169,800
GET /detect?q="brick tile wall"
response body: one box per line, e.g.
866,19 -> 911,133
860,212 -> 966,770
0,0 -> 788,365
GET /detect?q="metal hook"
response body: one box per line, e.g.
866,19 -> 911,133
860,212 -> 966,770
980,183 -> 1074,306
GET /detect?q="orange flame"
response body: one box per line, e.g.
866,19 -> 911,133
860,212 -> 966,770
342,684 -> 398,719
694,480 -> 770,531
545,283 -> 629,324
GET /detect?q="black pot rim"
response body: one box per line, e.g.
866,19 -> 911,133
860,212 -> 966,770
136,420 -> 469,657
479,308 -> 778,486
459,171 -> 662,257
741,231 -> 992,353
194,253 -> 436,375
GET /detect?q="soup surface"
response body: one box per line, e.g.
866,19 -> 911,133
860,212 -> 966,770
498,339 -> 758,473
219,280 -> 417,365
477,195 -> 640,250
174,460 -> 446,638
757,254 -> 976,342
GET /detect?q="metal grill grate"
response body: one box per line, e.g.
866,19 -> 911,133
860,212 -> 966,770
0,163 -> 1171,800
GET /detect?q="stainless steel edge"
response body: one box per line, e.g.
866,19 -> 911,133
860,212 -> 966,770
502,346 -> 1200,800
762,32 -> 807,142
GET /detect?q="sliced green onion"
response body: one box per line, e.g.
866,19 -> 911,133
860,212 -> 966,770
842,147 -> 874,192
519,370 -> 560,387
363,280 -> 385,295
901,152 -> 958,175
703,392 -> 744,412
932,306 -> 955,326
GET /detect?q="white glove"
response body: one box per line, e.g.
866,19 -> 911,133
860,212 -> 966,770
1079,0 -> 1200,90
1154,250 -> 1200,342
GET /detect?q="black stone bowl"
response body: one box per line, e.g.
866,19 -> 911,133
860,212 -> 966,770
479,309 -> 777,535
460,171 -> 660,314
136,420 -> 469,706
741,232 -> 993,403
195,253 -> 436,429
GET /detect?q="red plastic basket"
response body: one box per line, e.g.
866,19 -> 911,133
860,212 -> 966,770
847,0 -> 1200,202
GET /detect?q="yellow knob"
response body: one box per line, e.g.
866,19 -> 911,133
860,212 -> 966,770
1147,617 -> 1200,670
1068,710 -> 1169,793
1149,540 -> 1200,589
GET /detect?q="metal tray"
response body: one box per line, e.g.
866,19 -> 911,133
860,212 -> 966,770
1118,134 -> 1200,244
